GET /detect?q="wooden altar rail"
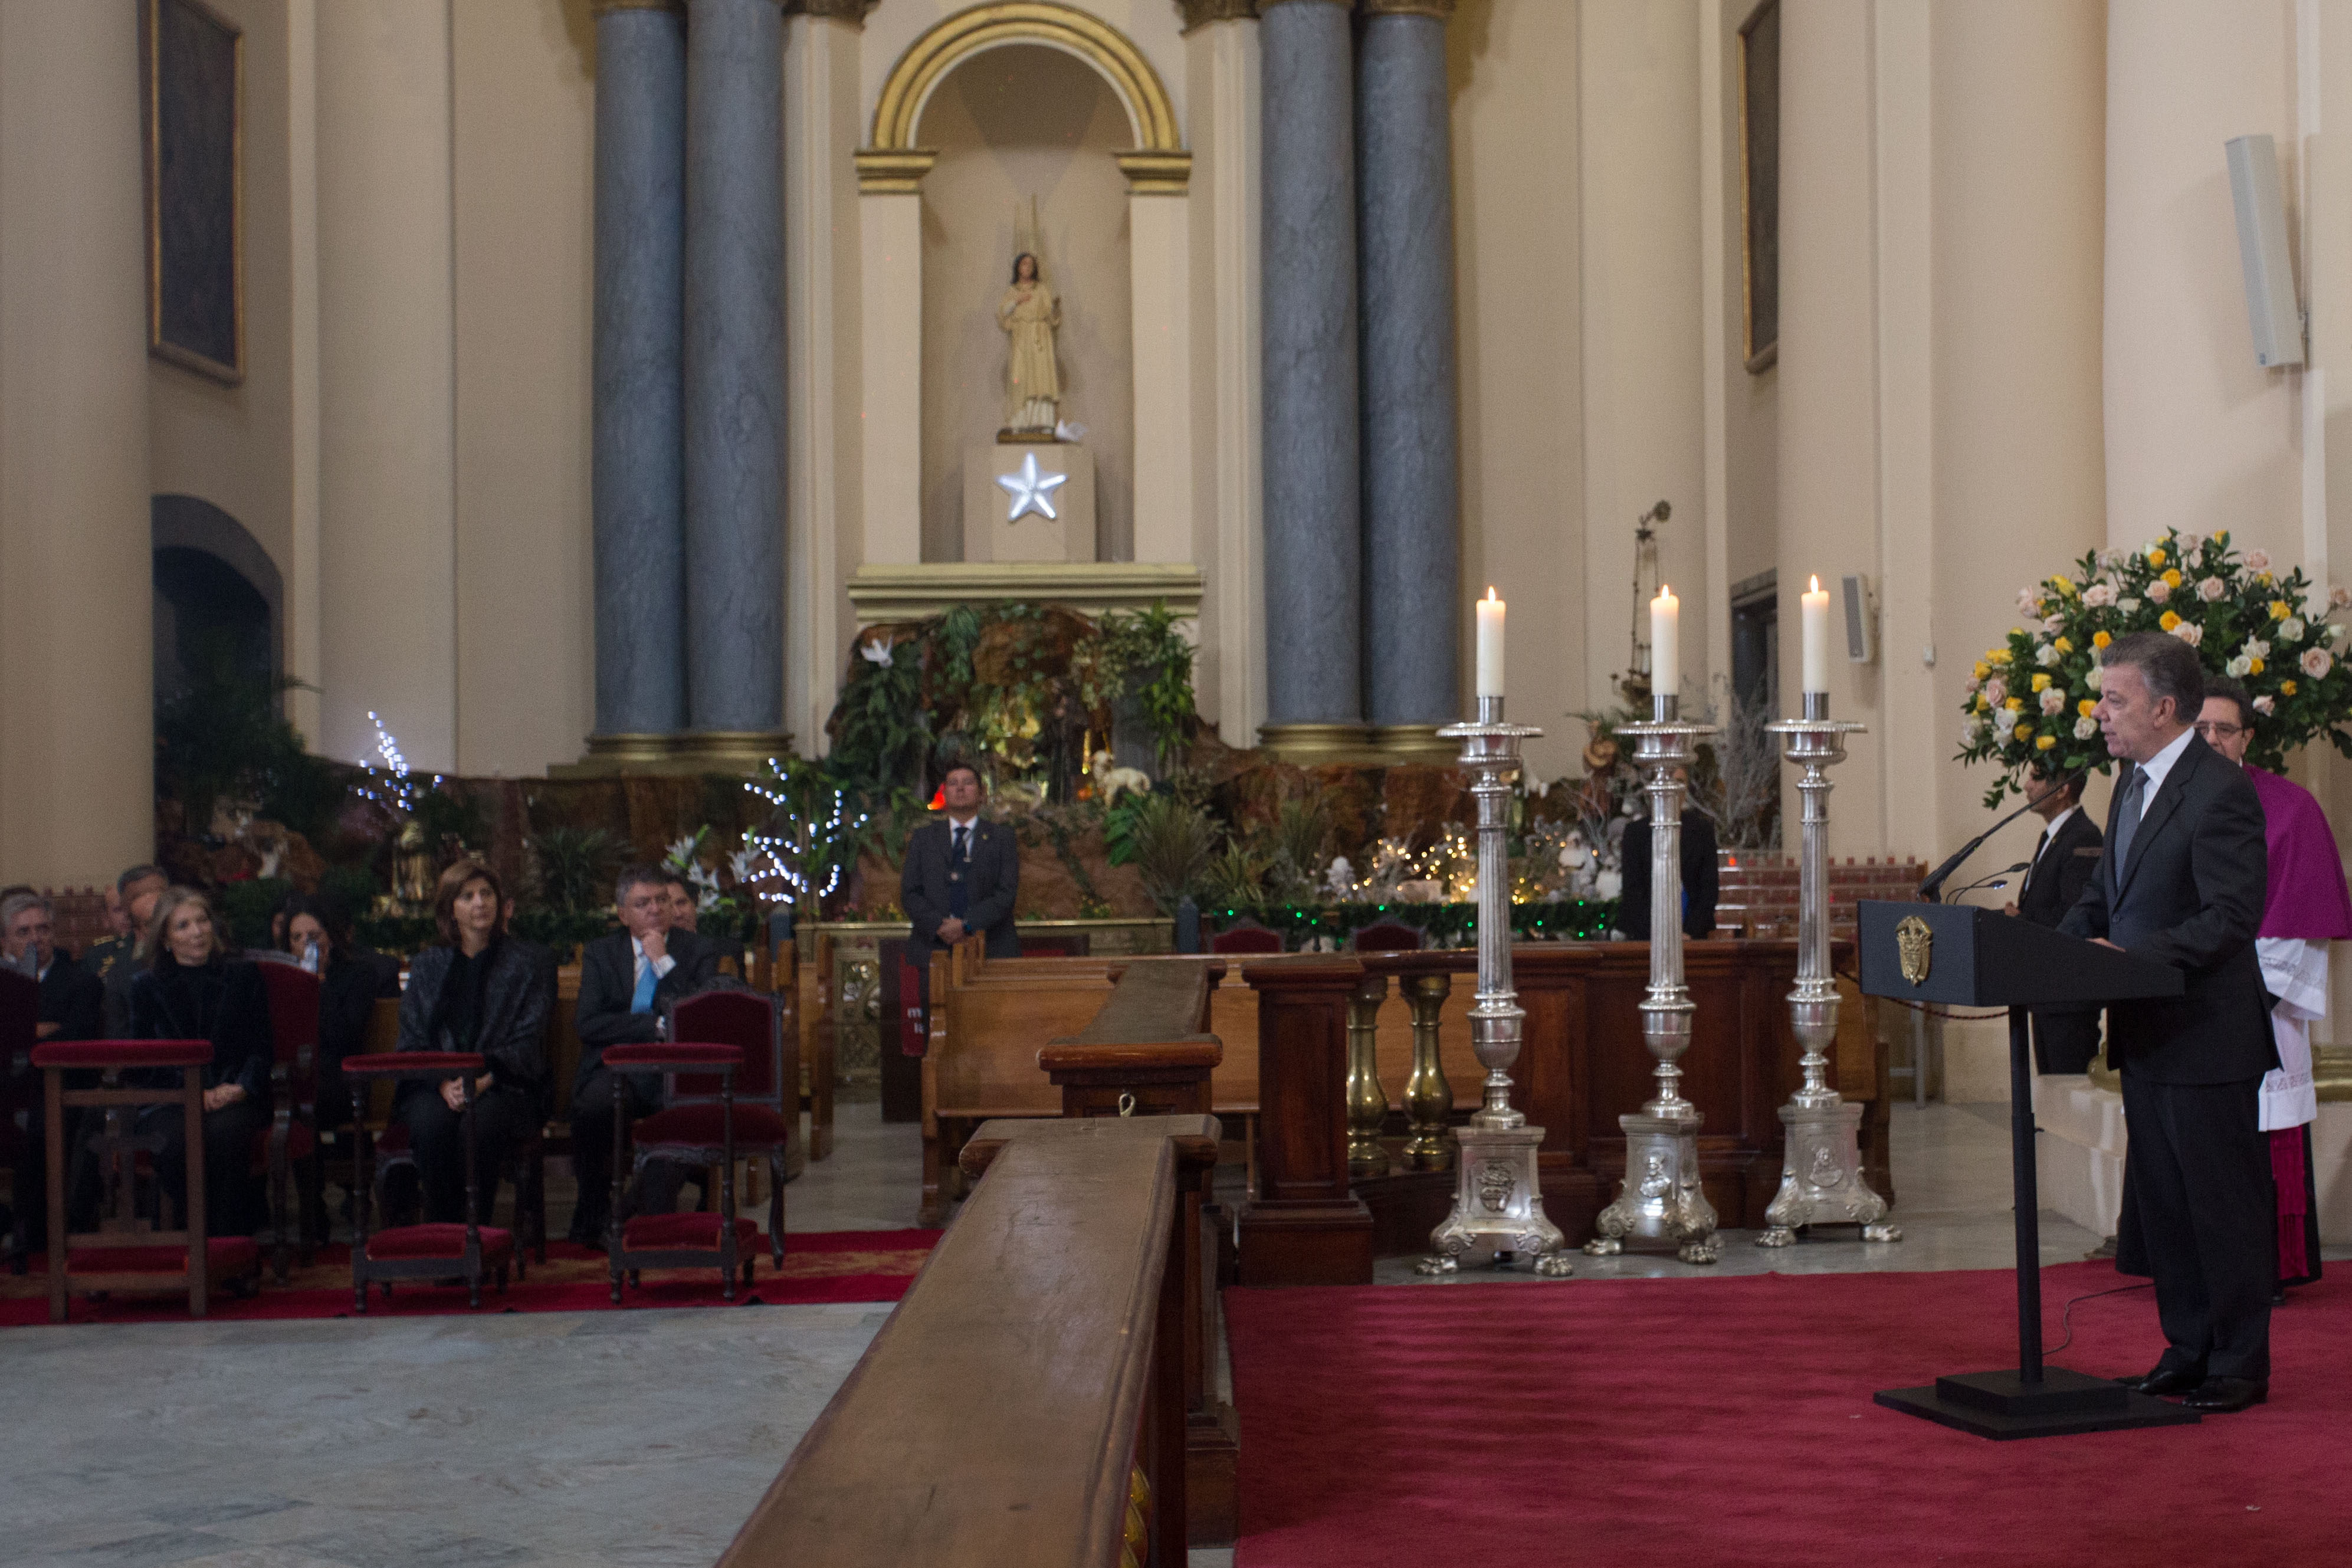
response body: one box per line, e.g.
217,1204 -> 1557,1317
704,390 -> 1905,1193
917,941 -> 1490,1225
1238,940 -> 1888,1286
717,1115 -> 1209,1568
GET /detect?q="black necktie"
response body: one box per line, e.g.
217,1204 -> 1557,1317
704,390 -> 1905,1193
953,825 -> 969,865
2111,767 -> 2147,879
2023,825 -> 2051,897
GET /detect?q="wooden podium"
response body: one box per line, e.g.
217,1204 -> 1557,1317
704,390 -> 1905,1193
1855,900 -> 2202,1438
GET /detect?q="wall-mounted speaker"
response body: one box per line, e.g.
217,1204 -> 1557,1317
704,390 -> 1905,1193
2226,133 -> 2304,369
1841,573 -> 1875,665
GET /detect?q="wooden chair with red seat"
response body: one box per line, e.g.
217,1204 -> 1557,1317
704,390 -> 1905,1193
254,961 -> 324,1282
601,1041 -> 766,1301
1209,921 -> 1285,955
626,989 -> 791,1258
339,1052 -> 519,1311
1349,919 -> 1426,953
31,1038 -> 263,1322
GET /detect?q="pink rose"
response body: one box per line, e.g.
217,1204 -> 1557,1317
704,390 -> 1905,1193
2196,577 -> 2226,602
2038,688 -> 2066,716
1983,677 -> 2007,706
2082,583 -> 2117,608
2147,579 -> 2171,604
2255,695 -> 2276,715
2245,550 -> 2273,574
2171,622 -> 2203,647
2301,647 -> 2334,678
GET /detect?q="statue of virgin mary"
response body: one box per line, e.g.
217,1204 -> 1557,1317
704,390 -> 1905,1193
997,250 -> 1063,434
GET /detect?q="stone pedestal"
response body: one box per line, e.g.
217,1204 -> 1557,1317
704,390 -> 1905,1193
963,442 -> 1096,562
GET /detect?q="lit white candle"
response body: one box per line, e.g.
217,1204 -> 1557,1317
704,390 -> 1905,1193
1475,587 -> 1505,697
1802,575 -> 1832,694
1651,584 -> 1679,701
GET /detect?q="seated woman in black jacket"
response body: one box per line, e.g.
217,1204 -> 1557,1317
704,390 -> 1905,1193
128,887 -> 273,1236
274,893 -> 401,1131
395,859 -> 552,1224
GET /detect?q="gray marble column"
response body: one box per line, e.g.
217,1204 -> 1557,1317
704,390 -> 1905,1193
1358,1 -> 1460,730
591,1 -> 688,743
683,0 -> 786,740
1261,0 -> 1362,736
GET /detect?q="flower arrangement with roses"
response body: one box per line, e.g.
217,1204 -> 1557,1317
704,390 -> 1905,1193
1957,528 -> 2352,806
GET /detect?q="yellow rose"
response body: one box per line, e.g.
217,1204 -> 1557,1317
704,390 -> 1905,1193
2036,734 -> 2056,750
2159,610 -> 2181,631
2147,547 -> 2167,566
2013,724 -> 2034,742
2283,679 -> 2298,696
2162,568 -> 2182,588
2054,636 -> 2074,654
2052,575 -> 2076,595
2248,656 -> 2265,675
2257,572 -> 2274,585
2005,698 -> 2024,712
1972,660 -> 1990,680
2010,626 -> 2025,638
2030,673 -> 2052,692
2271,600 -> 2291,620
2092,630 -> 2112,648
2215,529 -> 2229,542
1988,649 -> 2012,665
1975,694 -> 1990,711
2077,698 -> 2095,717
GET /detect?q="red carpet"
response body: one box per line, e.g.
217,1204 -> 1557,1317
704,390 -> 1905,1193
1227,1262 -> 2348,1566
0,1229 -> 939,1326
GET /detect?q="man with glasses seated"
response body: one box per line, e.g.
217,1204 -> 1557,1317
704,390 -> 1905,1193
2196,676 -> 2351,1295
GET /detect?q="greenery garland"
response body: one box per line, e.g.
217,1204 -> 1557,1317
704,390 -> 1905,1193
1957,527 -> 2352,805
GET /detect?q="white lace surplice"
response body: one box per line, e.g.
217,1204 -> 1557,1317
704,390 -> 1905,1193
2256,935 -> 2327,1131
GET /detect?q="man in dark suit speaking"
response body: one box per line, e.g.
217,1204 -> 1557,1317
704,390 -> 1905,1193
903,763 -> 1021,965
2059,632 -> 2274,1413
2003,769 -> 2105,1073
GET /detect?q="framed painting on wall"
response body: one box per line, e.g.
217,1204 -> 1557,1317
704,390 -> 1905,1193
1738,0 -> 1779,374
143,0 -> 243,385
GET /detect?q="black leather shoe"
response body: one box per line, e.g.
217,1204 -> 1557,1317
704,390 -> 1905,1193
2127,1367 -> 2206,1398
2182,1377 -> 2267,1413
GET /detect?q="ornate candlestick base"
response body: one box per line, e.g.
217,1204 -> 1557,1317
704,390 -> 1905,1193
1587,698 -> 1720,1265
1755,696 -> 1898,1248
1415,696 -> 1573,1280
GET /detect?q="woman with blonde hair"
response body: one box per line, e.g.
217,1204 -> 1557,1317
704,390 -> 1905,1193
393,860 -> 552,1224
126,886 -> 273,1235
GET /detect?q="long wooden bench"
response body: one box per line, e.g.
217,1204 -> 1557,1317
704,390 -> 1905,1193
718,1114 -> 1210,1567
917,941 -> 1491,1225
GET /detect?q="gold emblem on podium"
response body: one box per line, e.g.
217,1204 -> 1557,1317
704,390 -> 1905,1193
1895,914 -> 1933,986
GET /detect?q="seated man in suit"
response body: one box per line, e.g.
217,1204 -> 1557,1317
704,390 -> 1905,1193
566,863 -> 722,1245
2002,768 -> 2106,1073
663,867 -> 745,973
903,762 -> 1022,970
3,890 -> 103,1254
2059,632 -> 2274,1413
84,864 -> 169,1038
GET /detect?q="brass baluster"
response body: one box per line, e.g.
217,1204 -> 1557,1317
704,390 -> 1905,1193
1401,971 -> 1455,1170
1344,972 -> 1391,1179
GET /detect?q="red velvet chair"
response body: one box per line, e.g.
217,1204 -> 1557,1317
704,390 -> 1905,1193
1349,919 -> 1426,953
601,1042 -> 766,1301
625,989 -> 790,1258
31,1039 -> 263,1322
254,961 -> 323,1282
339,1052 -> 517,1310
1210,921 -> 1285,955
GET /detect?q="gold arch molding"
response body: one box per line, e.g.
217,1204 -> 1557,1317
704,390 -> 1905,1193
860,1 -> 1190,194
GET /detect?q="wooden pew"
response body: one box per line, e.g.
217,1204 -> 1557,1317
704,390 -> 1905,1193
917,940 -> 1491,1225
719,1114 -> 1209,1568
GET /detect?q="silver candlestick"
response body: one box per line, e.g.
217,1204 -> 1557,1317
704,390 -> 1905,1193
1757,692 -> 1899,1246
1587,694 -> 1721,1264
1417,695 -> 1574,1278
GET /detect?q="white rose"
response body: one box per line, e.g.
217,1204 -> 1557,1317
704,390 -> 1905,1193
2301,647 -> 2334,678
2039,687 -> 2067,716
2243,638 -> 2271,659
2082,583 -> 2117,609
2074,716 -> 2098,740
2147,579 -> 2172,605
2282,616 -> 2307,642
2197,577 -> 2227,602
1992,708 -> 2018,737
2334,624 -> 2350,645
2255,695 -> 2276,716
2332,584 -> 2351,610
2118,598 -> 2142,615
2226,655 -> 2251,677
2087,664 -> 2105,691
2246,550 -> 2273,575
2180,532 -> 2205,555
2036,642 -> 2061,667
2042,613 -> 2068,634
2171,622 -> 2203,647
2016,586 -> 2042,615
1965,717 -> 1989,745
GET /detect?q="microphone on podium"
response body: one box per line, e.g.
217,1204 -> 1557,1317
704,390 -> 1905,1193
1917,771 -> 2087,904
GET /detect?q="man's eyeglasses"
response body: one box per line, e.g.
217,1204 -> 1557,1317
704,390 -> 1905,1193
2193,720 -> 2246,740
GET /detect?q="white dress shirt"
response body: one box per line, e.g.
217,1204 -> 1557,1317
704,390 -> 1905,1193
631,933 -> 677,989
2020,804 -> 2079,900
2127,724 -> 2197,818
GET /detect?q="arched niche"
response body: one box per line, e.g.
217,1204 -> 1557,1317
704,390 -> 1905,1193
151,493 -> 282,701
857,1 -> 1195,575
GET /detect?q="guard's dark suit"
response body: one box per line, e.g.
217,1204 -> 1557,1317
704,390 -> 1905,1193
1618,809 -> 1720,942
2059,735 -> 2275,1382
2016,806 -> 2106,1073
901,816 -> 1021,962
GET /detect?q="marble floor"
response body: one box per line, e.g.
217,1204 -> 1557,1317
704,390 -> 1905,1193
6,1094 -> 2327,1567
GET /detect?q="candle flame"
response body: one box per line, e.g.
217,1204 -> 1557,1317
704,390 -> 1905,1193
1484,586 -> 1498,602
1658,583 -> 1670,598
1810,574 -> 1821,593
